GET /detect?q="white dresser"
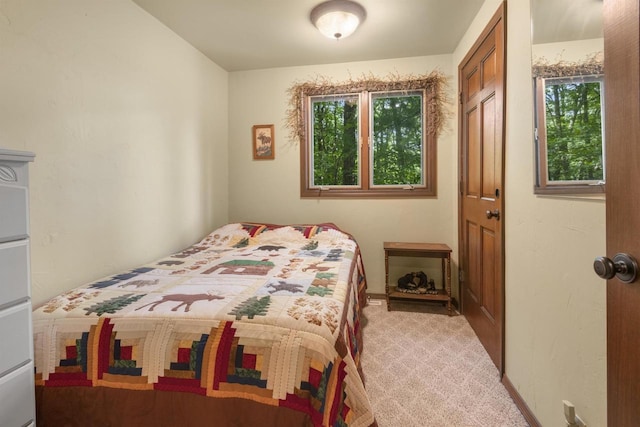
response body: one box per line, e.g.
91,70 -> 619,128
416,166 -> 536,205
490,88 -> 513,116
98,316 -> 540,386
0,149 -> 36,427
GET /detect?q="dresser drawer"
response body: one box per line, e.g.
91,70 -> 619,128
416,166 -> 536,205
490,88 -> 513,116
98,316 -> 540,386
0,302 -> 32,377
0,362 -> 35,427
0,240 -> 30,307
0,185 -> 29,243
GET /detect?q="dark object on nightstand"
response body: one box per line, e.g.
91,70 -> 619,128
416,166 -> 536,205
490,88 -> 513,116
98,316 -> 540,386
397,271 -> 428,290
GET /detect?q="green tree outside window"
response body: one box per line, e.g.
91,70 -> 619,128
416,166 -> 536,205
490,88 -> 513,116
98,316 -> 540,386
371,93 -> 423,186
544,78 -> 604,182
311,96 -> 359,186
309,91 -> 425,189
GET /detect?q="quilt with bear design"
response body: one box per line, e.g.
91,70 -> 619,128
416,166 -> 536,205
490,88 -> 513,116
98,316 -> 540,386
33,223 -> 374,427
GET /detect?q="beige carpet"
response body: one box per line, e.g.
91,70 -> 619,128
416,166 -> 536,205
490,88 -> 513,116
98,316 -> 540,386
360,299 -> 529,427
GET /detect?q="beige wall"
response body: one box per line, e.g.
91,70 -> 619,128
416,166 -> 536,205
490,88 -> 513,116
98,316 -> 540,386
1,0 -> 606,425
228,56 -> 460,299
533,38 -> 604,63
453,1 -> 606,426
0,0 -> 229,305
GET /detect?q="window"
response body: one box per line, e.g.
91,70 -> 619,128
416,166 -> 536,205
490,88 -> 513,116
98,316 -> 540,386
309,94 -> 360,188
301,90 -> 436,197
534,75 -> 605,194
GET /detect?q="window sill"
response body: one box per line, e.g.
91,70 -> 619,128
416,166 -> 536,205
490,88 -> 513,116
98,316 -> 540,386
534,184 -> 605,196
300,187 -> 436,198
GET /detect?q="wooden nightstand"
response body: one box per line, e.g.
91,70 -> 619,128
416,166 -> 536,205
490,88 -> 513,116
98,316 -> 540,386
384,241 -> 453,315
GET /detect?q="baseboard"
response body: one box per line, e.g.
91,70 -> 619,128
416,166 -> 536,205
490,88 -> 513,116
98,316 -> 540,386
366,293 -> 386,300
502,374 -> 541,427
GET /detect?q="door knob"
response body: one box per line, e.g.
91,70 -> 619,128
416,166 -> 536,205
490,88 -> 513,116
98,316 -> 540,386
593,253 -> 638,283
486,209 -> 500,220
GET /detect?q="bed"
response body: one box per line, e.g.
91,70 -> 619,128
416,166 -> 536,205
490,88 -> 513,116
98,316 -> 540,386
32,222 -> 375,426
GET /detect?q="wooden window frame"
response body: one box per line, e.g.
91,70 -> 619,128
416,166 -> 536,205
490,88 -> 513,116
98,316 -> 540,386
534,75 -> 606,195
300,89 -> 437,198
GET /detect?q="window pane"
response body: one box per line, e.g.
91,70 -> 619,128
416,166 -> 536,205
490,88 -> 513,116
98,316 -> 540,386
310,96 -> 359,186
371,92 -> 423,186
544,79 -> 604,182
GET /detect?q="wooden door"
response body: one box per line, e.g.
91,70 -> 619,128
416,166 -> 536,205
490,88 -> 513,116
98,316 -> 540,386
603,0 -> 640,424
458,3 -> 506,372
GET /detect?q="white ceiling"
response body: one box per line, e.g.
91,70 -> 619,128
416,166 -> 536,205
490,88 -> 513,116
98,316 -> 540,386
532,0 -> 603,45
131,0 -> 603,72
131,0 -> 485,72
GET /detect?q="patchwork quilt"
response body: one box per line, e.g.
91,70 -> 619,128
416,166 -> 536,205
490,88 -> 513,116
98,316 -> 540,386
33,223 -> 374,427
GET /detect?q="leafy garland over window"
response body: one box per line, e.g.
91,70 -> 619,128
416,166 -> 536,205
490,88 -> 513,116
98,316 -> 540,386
285,70 -> 449,144
532,52 -> 603,78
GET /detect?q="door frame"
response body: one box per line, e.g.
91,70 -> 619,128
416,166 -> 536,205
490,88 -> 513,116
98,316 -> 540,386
457,2 -> 507,375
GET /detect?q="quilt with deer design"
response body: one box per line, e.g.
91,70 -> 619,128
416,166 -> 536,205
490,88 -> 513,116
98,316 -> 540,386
33,223 -> 374,427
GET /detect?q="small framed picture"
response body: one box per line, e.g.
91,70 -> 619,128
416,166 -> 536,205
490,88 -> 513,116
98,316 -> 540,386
252,124 -> 275,160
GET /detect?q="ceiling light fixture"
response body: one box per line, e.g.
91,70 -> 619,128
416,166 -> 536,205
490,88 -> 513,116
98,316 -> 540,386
310,0 -> 366,40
